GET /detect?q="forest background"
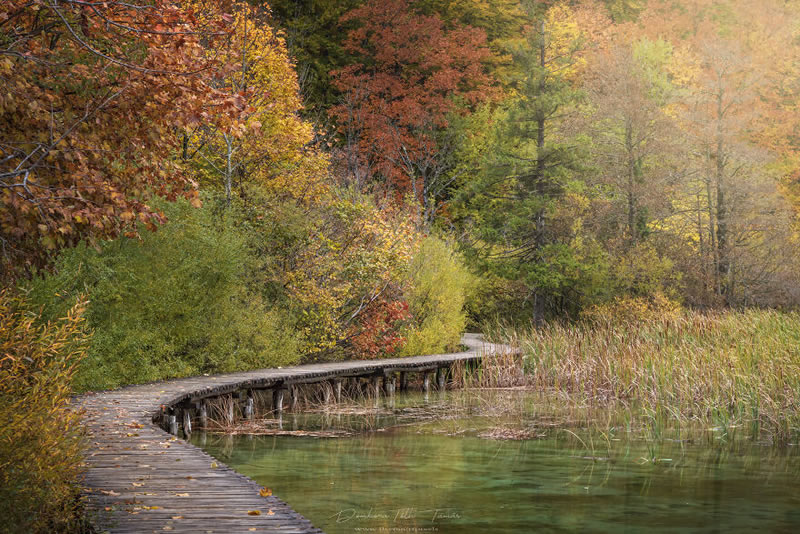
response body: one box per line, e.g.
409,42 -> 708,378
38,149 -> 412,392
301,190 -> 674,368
2,1 -> 800,530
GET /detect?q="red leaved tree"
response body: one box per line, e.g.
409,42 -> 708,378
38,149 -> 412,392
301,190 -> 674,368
329,0 -> 495,225
0,0 -> 247,279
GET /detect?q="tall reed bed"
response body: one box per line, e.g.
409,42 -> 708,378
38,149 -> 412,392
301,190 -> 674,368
498,310 -> 800,442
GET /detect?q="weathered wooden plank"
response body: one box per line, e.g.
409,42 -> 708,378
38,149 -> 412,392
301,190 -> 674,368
76,334 -> 505,533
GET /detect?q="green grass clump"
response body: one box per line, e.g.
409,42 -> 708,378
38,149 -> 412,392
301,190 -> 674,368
505,309 -> 800,442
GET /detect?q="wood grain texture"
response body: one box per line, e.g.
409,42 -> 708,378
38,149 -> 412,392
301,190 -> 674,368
77,334 -> 505,533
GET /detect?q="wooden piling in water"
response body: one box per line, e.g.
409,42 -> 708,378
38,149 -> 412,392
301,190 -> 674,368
371,375 -> 381,399
198,400 -> 208,428
245,392 -> 254,420
334,379 -> 343,403
385,374 -> 396,397
225,396 -> 234,425
436,367 -> 447,390
423,372 -> 432,393
273,387 -> 285,414
168,414 -> 177,435
182,408 -> 192,437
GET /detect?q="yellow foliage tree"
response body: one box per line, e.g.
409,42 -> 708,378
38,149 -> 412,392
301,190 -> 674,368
183,1 -> 328,204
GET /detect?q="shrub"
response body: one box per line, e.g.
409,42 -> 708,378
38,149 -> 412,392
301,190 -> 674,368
581,291 -> 682,324
400,236 -> 471,356
28,198 -> 300,391
0,290 -> 88,533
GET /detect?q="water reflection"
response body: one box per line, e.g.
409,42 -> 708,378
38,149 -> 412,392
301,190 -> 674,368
193,391 -> 800,533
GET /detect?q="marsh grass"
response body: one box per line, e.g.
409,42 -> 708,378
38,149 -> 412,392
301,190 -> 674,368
490,309 -> 800,443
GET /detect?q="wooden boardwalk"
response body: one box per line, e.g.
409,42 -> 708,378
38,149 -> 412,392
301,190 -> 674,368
78,334 -> 504,533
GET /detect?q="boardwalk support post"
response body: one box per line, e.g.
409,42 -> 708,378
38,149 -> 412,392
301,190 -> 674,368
384,374 -> 396,397
371,376 -> 381,399
334,379 -> 343,403
423,372 -> 432,393
245,393 -> 254,420
168,413 -> 178,435
225,396 -> 234,426
273,387 -> 286,414
324,382 -> 332,405
182,408 -> 192,437
436,367 -> 447,391
399,372 -> 408,391
199,400 -> 208,428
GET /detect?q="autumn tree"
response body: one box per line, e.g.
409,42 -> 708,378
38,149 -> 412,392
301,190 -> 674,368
584,44 -> 678,248
181,1 -> 328,206
329,0 -> 494,226
0,0 -> 243,280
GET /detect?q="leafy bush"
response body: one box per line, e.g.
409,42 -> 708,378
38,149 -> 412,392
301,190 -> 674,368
400,236 -> 471,356
237,189 -> 419,360
0,290 -> 88,533
29,198 -> 300,391
581,291 -> 682,324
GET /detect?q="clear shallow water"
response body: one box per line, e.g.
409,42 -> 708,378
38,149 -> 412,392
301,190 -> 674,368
192,392 -> 800,533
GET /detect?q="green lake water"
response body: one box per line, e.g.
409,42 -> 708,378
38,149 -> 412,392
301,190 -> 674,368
192,391 -> 800,533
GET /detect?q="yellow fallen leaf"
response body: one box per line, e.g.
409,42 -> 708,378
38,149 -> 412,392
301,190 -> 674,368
175,493 -> 190,497
267,509 -> 275,516
211,462 -> 218,469
132,483 -> 144,487
259,488 -> 272,497
247,510 -> 261,516
171,516 -> 183,520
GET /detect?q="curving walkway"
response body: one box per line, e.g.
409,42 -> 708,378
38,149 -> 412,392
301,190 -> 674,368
78,334 -> 506,533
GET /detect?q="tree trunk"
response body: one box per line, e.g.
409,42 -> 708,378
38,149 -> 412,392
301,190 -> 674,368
625,121 -> 637,245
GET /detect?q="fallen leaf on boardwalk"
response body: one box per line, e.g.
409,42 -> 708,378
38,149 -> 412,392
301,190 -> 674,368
132,483 -> 144,487
249,529 -> 256,532
247,510 -> 261,516
267,509 -> 275,516
100,490 -> 120,496
175,493 -> 190,497
162,527 -> 173,531
171,516 -> 183,520
259,488 -> 272,497
211,462 -> 218,468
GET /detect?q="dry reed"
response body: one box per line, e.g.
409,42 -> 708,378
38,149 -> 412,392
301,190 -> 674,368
496,309 -> 800,442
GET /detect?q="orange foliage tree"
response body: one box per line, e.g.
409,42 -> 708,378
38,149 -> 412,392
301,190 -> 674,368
0,0 -> 246,279
329,0 -> 495,224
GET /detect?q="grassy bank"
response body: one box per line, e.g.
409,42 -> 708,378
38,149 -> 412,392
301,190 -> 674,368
488,310 -> 800,443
